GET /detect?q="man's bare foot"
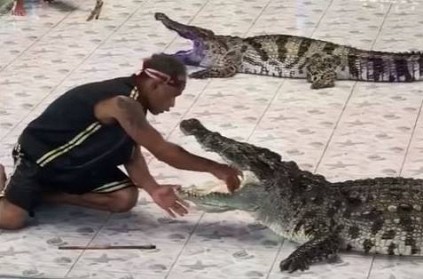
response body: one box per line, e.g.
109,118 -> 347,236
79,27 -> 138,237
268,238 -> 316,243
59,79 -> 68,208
0,164 -> 6,194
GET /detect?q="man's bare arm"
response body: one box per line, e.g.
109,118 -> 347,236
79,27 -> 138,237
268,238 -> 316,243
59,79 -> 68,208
109,96 -> 224,173
124,144 -> 189,217
124,146 -> 159,195
95,96 -> 241,192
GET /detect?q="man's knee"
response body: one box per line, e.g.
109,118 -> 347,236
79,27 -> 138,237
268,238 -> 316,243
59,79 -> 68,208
108,187 -> 139,213
0,199 -> 28,230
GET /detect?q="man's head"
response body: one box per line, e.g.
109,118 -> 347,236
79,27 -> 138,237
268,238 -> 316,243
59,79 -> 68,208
137,53 -> 187,115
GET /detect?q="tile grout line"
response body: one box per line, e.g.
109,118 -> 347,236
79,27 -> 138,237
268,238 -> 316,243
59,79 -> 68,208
313,3 -> 392,174
313,83 -> 357,173
237,0 -> 276,141
366,255 -> 376,279
163,212 -> 205,279
0,0 -> 152,142
306,0 -> 343,174
64,213 -> 113,278
309,0 -> 336,38
369,3 -> 392,51
0,11 -> 74,73
245,79 -> 285,141
398,98 -> 423,176
264,239 -> 285,279
243,0 -> 273,36
311,0 -> 354,173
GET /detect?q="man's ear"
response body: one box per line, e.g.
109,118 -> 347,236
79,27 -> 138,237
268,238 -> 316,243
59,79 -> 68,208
149,78 -> 163,90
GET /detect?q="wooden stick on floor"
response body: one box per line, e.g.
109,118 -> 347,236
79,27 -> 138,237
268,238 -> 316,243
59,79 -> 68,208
58,244 -> 157,250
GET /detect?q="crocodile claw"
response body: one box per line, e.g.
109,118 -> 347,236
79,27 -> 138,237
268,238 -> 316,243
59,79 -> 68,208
280,256 -> 310,273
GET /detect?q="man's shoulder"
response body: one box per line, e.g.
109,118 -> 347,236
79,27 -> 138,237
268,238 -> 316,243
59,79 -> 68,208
82,75 -> 136,90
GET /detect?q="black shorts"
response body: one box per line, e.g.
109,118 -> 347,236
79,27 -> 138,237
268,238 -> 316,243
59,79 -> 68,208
3,145 -> 134,214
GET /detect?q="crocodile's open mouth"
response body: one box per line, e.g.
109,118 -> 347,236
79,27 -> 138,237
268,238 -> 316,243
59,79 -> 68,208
178,186 -> 231,198
178,185 -> 233,212
171,40 -> 205,67
177,169 -> 261,213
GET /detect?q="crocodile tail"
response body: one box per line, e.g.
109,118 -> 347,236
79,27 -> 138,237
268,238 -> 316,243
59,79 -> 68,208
346,50 -> 423,82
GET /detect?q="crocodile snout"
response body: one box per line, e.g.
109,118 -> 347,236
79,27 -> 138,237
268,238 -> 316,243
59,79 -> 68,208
179,118 -> 203,135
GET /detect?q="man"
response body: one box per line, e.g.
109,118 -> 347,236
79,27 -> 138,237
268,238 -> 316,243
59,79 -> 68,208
0,53 -> 241,230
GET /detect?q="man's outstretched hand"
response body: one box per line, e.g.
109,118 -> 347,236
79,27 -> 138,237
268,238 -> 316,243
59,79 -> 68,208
150,185 -> 190,218
211,164 -> 243,193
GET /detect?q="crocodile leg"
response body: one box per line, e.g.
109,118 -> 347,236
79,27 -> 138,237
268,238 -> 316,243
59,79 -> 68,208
306,54 -> 340,89
189,50 -> 241,79
280,232 -> 342,272
179,118 -> 281,178
87,0 -> 103,21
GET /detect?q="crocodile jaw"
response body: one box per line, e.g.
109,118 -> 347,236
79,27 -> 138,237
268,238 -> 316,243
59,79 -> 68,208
173,48 -> 204,67
178,185 -> 235,213
178,172 -> 263,213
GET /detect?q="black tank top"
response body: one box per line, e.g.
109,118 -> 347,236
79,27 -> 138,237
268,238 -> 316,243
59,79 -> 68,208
18,75 -> 139,172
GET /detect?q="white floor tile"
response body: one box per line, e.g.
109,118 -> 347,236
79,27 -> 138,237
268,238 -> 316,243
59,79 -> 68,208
1,0 -> 423,278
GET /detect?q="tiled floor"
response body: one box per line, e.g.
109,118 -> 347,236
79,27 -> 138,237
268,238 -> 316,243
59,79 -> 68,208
1,0 -> 423,278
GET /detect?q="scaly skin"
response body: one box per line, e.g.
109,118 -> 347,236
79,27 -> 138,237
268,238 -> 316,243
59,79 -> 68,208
178,118 -> 423,272
155,12 -> 423,89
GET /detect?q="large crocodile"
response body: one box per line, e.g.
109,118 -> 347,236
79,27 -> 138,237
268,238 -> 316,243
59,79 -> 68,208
178,118 -> 423,272
155,12 -> 423,89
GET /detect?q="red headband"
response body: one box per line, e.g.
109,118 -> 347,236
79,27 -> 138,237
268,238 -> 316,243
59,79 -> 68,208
142,68 -> 186,89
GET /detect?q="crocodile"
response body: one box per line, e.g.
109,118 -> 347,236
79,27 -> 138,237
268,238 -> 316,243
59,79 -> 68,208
155,12 -> 423,89
178,118 -> 423,272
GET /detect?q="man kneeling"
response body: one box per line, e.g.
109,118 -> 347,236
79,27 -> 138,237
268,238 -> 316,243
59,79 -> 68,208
0,53 -> 241,230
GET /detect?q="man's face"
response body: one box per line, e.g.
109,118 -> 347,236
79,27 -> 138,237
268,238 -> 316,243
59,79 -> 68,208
148,75 -> 186,115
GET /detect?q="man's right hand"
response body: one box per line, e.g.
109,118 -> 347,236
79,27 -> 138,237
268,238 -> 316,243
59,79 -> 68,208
150,184 -> 189,218
211,164 -> 243,193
